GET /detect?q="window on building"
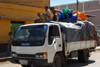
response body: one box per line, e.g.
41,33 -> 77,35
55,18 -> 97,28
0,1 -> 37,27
11,21 -> 25,37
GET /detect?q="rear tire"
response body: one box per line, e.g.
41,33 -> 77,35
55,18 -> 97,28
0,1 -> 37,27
21,65 -> 31,67
78,49 -> 89,62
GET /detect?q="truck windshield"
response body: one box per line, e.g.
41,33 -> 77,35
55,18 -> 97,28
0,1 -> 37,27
12,25 -> 47,46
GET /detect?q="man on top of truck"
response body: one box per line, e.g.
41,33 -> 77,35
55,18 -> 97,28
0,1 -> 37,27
52,10 -> 57,21
37,12 -> 46,23
44,6 -> 52,21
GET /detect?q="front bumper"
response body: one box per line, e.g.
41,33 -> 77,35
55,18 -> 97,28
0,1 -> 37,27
11,57 -> 48,66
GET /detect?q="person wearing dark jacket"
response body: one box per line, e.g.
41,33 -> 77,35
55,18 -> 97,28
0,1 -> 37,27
52,10 -> 57,21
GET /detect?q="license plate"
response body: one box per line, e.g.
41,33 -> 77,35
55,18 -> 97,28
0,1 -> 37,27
19,60 -> 28,65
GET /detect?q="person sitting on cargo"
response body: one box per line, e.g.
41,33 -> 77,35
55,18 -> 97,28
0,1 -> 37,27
44,6 -> 52,21
52,10 -> 57,21
37,12 -> 46,23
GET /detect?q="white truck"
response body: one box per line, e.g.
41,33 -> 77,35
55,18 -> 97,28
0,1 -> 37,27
11,21 -> 97,67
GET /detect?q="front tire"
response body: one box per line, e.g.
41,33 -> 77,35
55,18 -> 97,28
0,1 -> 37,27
48,54 -> 62,67
53,54 -> 62,67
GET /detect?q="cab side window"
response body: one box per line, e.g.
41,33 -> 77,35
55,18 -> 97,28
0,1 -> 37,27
48,25 -> 60,45
53,25 -> 60,37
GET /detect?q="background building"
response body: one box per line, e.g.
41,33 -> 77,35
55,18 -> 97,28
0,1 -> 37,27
0,0 -> 50,52
54,0 -> 100,39
0,0 -> 50,8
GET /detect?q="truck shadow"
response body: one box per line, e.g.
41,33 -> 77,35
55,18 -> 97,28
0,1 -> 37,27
64,58 -> 95,67
33,59 -> 95,67
0,59 -> 8,62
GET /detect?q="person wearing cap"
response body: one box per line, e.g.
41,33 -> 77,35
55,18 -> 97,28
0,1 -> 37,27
37,12 -> 46,23
44,6 -> 52,21
52,10 -> 57,21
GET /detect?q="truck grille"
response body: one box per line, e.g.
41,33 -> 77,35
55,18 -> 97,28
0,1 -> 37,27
17,54 -> 35,58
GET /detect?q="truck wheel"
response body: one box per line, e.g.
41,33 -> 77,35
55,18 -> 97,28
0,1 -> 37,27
78,49 -> 89,62
48,54 -> 62,67
53,54 -> 62,67
21,65 -> 31,67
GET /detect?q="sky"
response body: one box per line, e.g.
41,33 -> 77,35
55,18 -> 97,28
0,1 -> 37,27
50,0 -> 90,6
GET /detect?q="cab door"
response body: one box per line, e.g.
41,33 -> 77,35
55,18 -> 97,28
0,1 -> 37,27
47,25 -> 62,63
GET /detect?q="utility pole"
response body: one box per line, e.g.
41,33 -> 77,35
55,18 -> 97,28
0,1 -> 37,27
99,0 -> 100,5
77,0 -> 78,11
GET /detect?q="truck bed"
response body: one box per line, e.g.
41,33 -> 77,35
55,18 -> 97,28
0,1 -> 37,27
65,40 -> 96,53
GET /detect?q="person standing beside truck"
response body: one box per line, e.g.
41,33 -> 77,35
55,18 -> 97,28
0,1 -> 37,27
7,32 -> 13,54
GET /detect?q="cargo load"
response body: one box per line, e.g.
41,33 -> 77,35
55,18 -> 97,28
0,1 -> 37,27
49,20 -> 96,43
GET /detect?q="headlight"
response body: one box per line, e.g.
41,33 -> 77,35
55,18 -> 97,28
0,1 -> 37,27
35,55 -> 44,58
12,54 -> 17,57
35,52 -> 47,59
36,55 -> 40,58
40,55 -> 44,58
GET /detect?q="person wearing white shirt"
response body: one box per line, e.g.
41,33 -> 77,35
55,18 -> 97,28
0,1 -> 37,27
44,6 -> 52,21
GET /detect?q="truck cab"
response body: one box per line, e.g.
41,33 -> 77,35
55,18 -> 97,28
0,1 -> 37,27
11,23 -> 63,67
